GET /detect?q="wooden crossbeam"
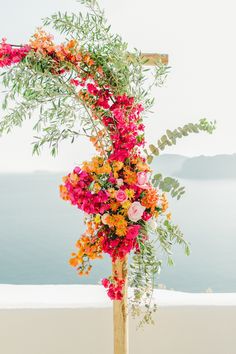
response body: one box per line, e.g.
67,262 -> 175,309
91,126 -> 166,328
142,53 -> 168,65
128,53 -> 168,66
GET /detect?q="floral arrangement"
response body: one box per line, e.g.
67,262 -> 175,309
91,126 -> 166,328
0,0 -> 215,324
61,155 -> 170,300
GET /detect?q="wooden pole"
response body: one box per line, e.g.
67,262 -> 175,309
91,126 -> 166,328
112,53 -> 168,354
112,255 -> 128,354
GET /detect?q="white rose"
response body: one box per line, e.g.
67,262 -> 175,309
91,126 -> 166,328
127,201 -> 146,222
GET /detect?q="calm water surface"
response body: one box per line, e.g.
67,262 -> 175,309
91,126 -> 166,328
0,173 -> 235,292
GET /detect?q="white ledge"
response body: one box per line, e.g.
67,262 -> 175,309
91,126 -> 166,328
0,284 -> 236,309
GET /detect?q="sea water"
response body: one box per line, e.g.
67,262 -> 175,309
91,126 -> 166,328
0,173 -> 235,292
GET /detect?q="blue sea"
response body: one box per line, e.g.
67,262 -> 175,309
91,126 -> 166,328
0,173 -> 235,292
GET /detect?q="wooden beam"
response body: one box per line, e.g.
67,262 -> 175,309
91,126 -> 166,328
141,53 -> 168,65
128,53 -> 169,66
113,256 -> 129,354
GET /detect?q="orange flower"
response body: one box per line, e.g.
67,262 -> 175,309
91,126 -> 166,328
106,214 -> 127,237
121,200 -> 131,210
97,66 -> 103,75
69,230 -> 103,276
108,188 -> 116,198
82,155 -> 112,174
123,167 -> 137,185
59,185 -> 70,201
110,201 -> 120,211
69,172 -> 79,186
83,53 -> 94,66
136,160 -> 151,172
66,39 -> 78,49
112,161 -> 124,171
93,182 -> 101,193
125,189 -> 135,200
141,188 -> 159,213
161,193 -> 169,213
69,256 -> 79,267
30,29 -> 55,55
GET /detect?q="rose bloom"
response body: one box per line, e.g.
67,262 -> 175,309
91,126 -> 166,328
127,201 -> 145,222
136,172 -> 150,189
115,189 -> 128,203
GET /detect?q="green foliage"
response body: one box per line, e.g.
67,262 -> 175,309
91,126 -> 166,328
43,6 -> 168,109
146,119 -> 216,162
43,10 -> 131,95
152,173 -> 185,200
129,227 -> 161,327
0,0 -> 169,154
129,217 -> 190,326
0,52 -> 111,155
155,220 -> 190,260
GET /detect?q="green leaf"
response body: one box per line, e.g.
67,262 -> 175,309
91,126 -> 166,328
149,144 -> 159,156
148,119 -> 216,162
185,244 -> 191,256
151,174 -> 185,199
147,155 -> 153,164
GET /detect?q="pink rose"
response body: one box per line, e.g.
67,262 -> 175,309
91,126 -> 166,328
116,189 -> 128,203
136,172 -> 150,189
127,201 -> 145,222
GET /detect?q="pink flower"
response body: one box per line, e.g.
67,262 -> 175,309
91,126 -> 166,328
101,278 -> 109,288
108,174 -> 116,184
142,211 -> 152,221
126,225 -> 140,240
0,40 -> 30,68
127,201 -> 145,222
115,189 -> 128,203
70,79 -> 79,86
136,172 -> 150,189
87,83 -> 98,95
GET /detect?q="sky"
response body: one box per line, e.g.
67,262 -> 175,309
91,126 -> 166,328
0,0 -> 235,172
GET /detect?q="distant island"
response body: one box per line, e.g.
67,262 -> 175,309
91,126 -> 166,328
0,154 -> 235,179
153,154 -> 236,179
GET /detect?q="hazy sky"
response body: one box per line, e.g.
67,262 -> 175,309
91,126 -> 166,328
0,0 -> 235,172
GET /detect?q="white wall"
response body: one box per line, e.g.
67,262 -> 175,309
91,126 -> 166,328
0,285 -> 236,354
1,307 -> 236,354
